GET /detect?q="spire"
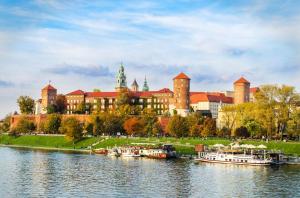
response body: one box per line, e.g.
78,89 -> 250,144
131,78 -> 139,92
142,76 -> 149,91
115,63 -> 127,90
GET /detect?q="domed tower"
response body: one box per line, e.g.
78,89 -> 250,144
234,77 -> 250,104
41,83 -> 57,114
115,63 -> 127,92
131,79 -> 139,92
172,72 -> 190,116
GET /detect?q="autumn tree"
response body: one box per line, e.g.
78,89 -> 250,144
167,115 -> 189,138
201,117 -> 216,137
92,115 -> 103,136
11,116 -> 36,135
0,114 -> 11,133
123,117 -> 145,136
17,96 -> 35,114
43,114 -> 61,134
59,117 -> 83,143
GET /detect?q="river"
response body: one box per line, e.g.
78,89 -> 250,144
0,147 -> 299,198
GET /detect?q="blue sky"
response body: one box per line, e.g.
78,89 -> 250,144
0,0 -> 299,118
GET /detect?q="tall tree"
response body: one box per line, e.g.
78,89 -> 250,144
123,117 -> 145,136
43,114 -> 62,134
17,96 -> 35,114
167,115 -> 189,138
60,117 -> 83,143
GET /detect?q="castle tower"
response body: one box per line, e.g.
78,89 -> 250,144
234,77 -> 250,104
171,72 -> 190,116
142,76 -> 149,91
131,79 -> 139,92
115,63 -> 127,92
41,83 -> 57,114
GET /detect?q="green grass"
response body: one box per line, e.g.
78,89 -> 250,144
0,135 -> 299,155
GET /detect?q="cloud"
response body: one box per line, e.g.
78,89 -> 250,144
0,80 -> 13,87
46,64 -> 114,77
0,0 -> 300,118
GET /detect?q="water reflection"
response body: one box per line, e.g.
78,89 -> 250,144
0,147 -> 299,198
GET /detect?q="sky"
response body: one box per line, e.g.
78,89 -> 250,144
0,0 -> 300,118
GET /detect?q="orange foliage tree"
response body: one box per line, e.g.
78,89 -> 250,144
123,117 -> 145,136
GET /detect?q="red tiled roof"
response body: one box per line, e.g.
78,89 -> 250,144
86,91 -> 118,98
66,90 -> 85,95
250,87 -> 259,93
42,84 -> 56,90
173,72 -> 190,80
234,77 -> 250,84
190,92 -> 233,104
83,88 -> 173,98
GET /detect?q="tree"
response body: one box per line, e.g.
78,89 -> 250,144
92,115 -> 103,136
17,96 -> 34,114
116,89 -> 132,106
152,121 -> 163,137
0,114 -> 11,133
75,101 -> 86,114
243,118 -> 261,138
93,88 -> 101,92
235,126 -> 250,138
167,115 -> 189,138
55,94 -> 67,114
43,114 -> 61,134
141,109 -> 157,136
201,117 -> 216,137
11,116 -> 35,135
123,117 -> 145,136
59,117 -> 83,143
101,113 -> 123,136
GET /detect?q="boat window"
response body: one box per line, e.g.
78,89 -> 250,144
225,159 -> 228,161
213,158 -> 215,160
241,160 -> 243,162
245,160 -> 247,163
229,159 -> 232,161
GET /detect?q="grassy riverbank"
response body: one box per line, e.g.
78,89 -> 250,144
0,134 -> 299,155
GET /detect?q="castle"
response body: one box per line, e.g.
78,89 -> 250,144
35,64 -> 258,118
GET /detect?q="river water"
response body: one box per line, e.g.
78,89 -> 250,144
0,147 -> 299,198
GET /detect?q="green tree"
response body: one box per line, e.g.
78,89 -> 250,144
102,113 -> 123,136
44,114 -> 61,134
235,126 -> 250,138
11,116 -> 36,135
243,118 -> 261,138
75,101 -> 86,114
201,117 -> 216,137
59,117 -> 83,143
152,121 -> 163,137
167,115 -> 189,138
93,88 -> 101,92
0,114 -> 11,133
92,115 -> 103,136
17,96 -> 35,114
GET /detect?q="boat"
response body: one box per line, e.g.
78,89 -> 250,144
146,144 -> 177,159
119,147 -> 140,157
93,148 -> 108,155
195,150 -> 272,166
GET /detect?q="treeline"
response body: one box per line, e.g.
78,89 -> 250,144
8,110 -> 221,141
220,85 -> 300,140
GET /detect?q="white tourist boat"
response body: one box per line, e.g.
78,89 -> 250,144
119,147 -> 140,157
195,150 -> 272,166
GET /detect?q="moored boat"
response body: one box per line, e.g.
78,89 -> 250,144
195,150 -> 272,166
93,148 -> 108,155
